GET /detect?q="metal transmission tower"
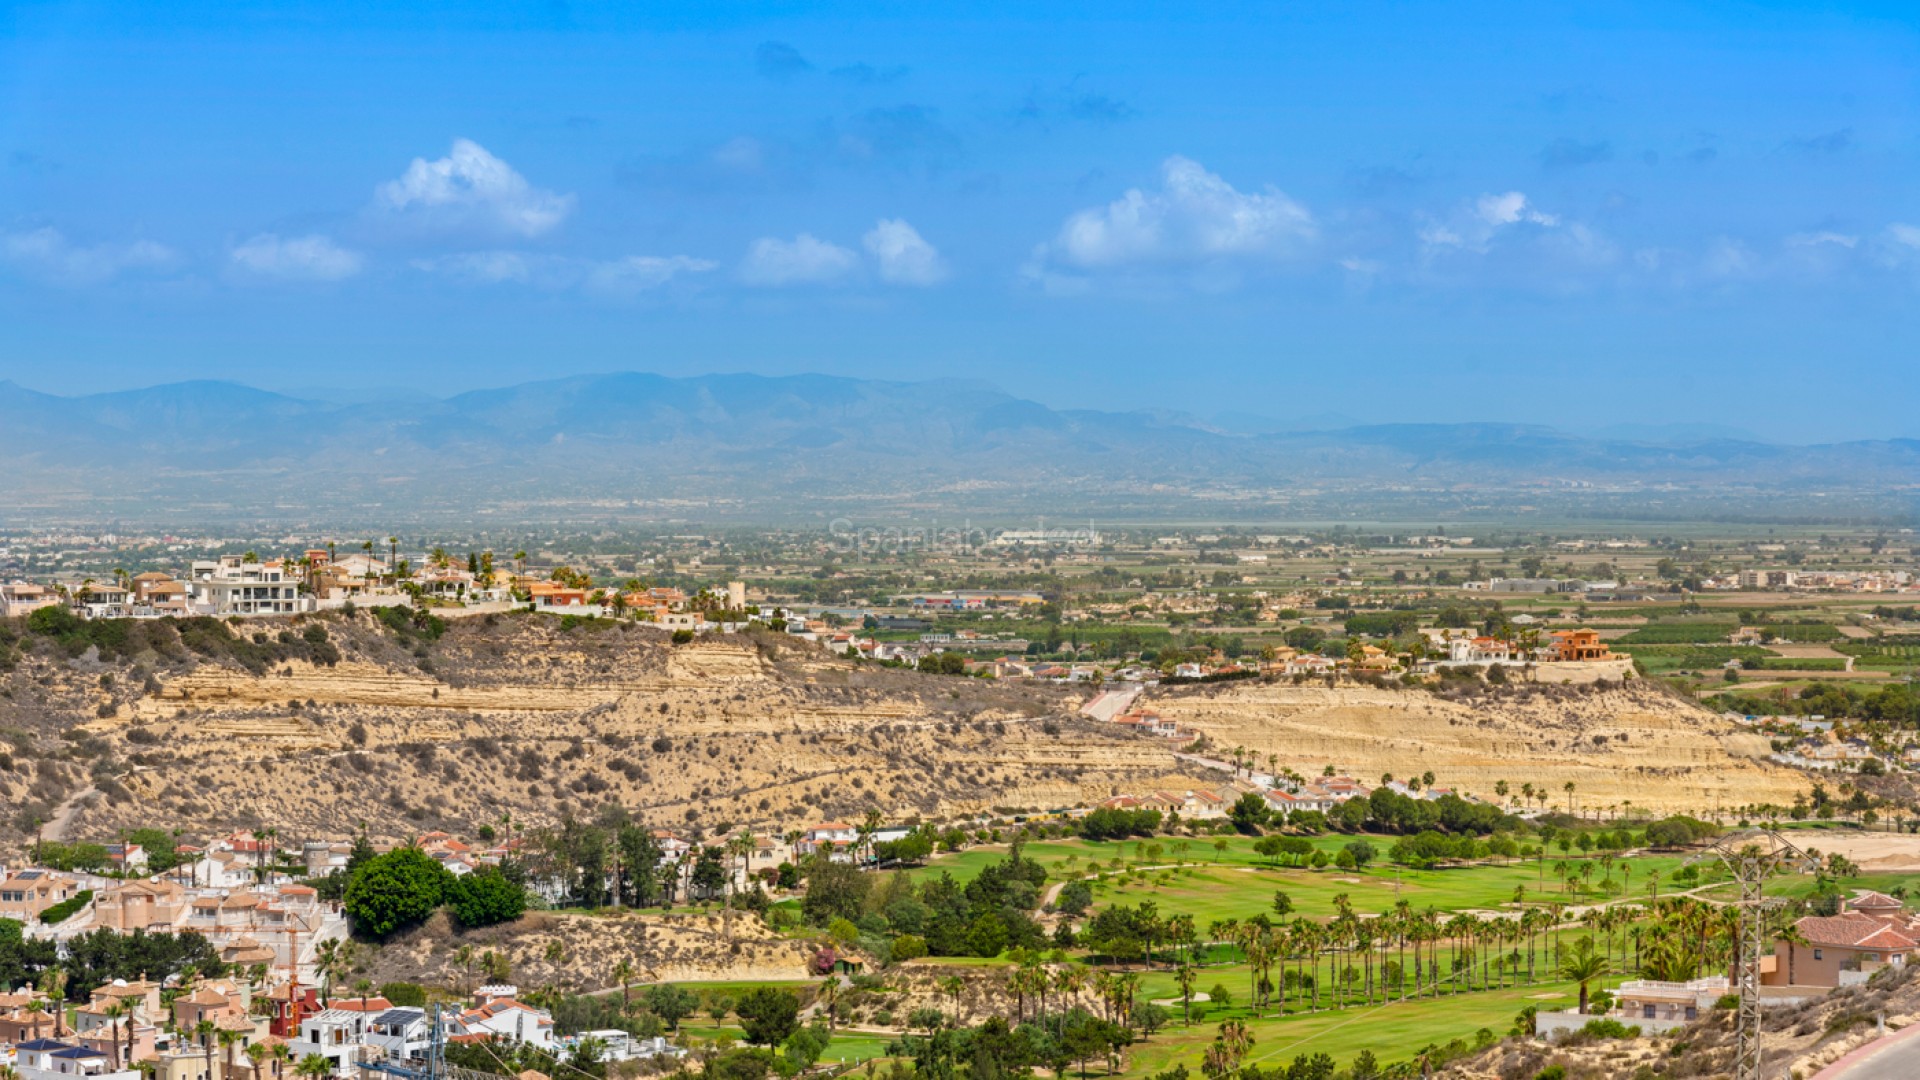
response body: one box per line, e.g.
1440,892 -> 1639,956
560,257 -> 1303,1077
1687,829 -> 1819,1080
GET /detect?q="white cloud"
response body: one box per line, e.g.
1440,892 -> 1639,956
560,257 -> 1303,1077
738,233 -> 860,286
1421,191 -> 1560,255
229,233 -> 363,281
413,250 -> 715,295
1888,223 -> 1920,250
1039,155 -> 1315,269
376,138 -> 575,237
1,227 -> 174,285
862,218 -> 946,285
1475,191 -> 1558,228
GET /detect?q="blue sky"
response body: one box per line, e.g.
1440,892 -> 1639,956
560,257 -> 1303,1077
2,1 -> 1917,440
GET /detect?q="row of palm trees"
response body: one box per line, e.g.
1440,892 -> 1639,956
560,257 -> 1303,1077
1151,889 -> 1739,1025
1004,955 -> 1144,1029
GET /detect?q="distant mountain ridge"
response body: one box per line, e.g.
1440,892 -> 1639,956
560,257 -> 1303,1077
0,373 -> 1913,522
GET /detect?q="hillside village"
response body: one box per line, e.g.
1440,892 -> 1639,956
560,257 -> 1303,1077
0,525 -> 1914,1080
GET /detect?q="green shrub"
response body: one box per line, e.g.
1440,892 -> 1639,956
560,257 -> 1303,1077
40,889 -> 94,925
380,982 -> 427,1007
1579,1018 -> 1640,1039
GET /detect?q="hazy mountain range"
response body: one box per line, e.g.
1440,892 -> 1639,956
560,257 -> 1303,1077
1,373 -> 1913,523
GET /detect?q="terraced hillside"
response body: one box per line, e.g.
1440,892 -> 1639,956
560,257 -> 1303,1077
1147,677 -> 1808,815
0,610 -> 1200,850
0,608 -> 1808,854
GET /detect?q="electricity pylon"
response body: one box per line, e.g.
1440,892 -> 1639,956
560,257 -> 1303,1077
1687,829 -> 1819,1080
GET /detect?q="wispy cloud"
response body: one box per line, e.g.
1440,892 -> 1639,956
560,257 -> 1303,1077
229,233 -> 363,281
738,233 -> 860,286
0,227 -> 174,285
863,219 -> 946,285
414,251 -> 715,296
584,255 -> 719,297
375,139 -> 575,238
1786,231 -> 1858,250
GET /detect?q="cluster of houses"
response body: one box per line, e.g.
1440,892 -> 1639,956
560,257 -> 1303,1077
818,625 -> 1622,687
0,869 -> 345,985
1703,569 -> 1914,593
0,977 -> 682,1080
0,551 -> 756,628
0,824 -> 705,1080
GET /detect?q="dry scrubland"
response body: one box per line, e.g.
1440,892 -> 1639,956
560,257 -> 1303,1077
365,908 -> 821,988
0,610 -> 1808,852
363,910 -> 1093,1024
6,613 -> 1200,847
1147,678 -> 1808,815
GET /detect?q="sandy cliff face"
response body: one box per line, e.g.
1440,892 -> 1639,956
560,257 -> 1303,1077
55,622 -> 1185,846
1146,680 -> 1808,814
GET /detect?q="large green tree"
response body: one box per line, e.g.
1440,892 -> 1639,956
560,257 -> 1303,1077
344,848 -> 454,939
446,868 -> 527,929
734,987 -> 801,1047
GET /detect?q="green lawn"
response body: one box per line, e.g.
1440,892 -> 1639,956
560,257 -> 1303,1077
905,836 -> 1370,888
816,1032 -> 896,1064
1699,870 -> 1920,905
1117,977 -> 1607,1078
1079,856 -> 1704,924
903,836 -> 1727,926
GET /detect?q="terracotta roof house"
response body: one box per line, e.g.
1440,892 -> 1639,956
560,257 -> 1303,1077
1765,892 -> 1920,989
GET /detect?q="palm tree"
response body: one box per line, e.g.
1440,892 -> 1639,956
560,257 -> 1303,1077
270,1043 -> 292,1080
612,958 -> 634,1016
246,1042 -> 269,1080
101,1001 -> 131,1069
194,1019 -> 217,1080
939,976 -> 966,1022
818,976 -> 839,1032
1174,964 -> 1197,1025
1558,935 -> 1610,1014
1564,780 -> 1577,817
295,1054 -> 333,1080
314,939 -> 340,1004
456,944 -> 476,995
219,1027 -> 242,1080
724,831 -> 756,941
